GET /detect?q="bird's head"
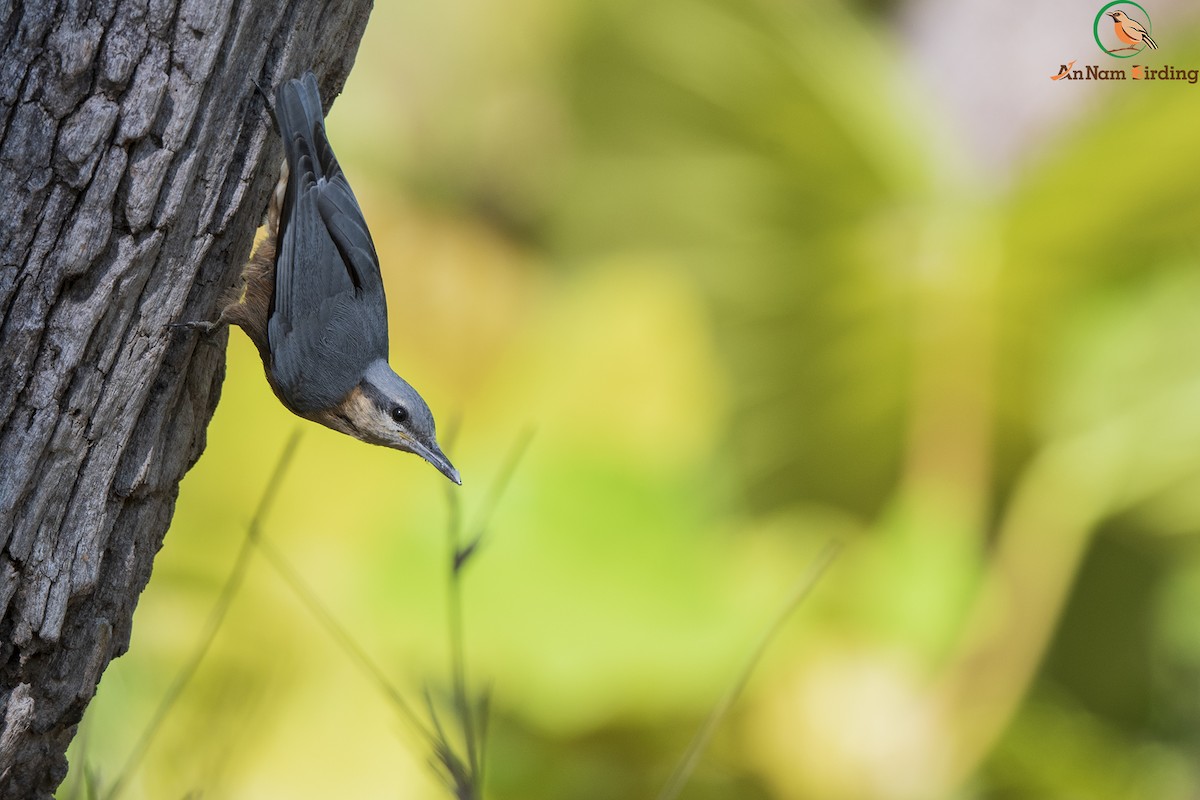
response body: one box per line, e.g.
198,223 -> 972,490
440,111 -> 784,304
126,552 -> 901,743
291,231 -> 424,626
323,360 -> 460,484
1109,10 -> 1127,20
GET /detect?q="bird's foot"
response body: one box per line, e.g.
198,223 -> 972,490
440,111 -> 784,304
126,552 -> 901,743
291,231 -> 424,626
250,77 -> 271,104
169,319 -> 219,336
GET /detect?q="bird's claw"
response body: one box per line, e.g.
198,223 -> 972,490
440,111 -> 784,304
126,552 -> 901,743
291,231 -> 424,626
169,320 -> 218,335
251,78 -> 272,107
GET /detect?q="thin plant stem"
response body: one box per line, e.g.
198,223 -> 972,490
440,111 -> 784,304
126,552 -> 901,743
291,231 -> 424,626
252,531 -> 439,745
656,538 -> 843,800
440,408 -> 471,776
444,484 -> 478,785
438,430 -> 534,799
65,701 -> 93,800
104,428 -> 303,800
458,427 -> 534,571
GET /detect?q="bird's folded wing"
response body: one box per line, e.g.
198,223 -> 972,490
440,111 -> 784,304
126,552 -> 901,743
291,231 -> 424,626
317,175 -> 384,303
266,72 -> 392,414
269,175 -> 383,413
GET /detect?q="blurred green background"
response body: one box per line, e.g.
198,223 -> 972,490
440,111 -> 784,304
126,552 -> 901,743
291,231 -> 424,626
63,1 -> 1200,798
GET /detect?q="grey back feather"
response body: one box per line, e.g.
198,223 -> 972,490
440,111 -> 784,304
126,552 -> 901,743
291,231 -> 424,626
267,72 -> 390,413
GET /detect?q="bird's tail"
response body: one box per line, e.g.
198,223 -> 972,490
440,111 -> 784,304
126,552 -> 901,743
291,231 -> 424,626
273,71 -> 340,183
1142,33 -> 1157,49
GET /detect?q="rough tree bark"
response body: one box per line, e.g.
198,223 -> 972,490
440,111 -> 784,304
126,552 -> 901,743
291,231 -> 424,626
0,0 -> 373,795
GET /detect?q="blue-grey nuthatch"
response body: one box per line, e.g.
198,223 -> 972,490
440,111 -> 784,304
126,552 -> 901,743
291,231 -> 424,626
180,72 -> 460,484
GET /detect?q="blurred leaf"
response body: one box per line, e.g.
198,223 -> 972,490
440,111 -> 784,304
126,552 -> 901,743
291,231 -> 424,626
990,687 -> 1197,800
549,0 -> 951,518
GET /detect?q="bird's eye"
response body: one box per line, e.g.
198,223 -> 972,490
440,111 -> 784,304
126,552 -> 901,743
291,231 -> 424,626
390,406 -> 410,425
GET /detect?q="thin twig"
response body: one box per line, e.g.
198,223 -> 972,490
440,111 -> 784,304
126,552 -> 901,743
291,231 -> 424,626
656,538 -> 844,800
437,429 -> 534,798
444,482 -> 478,787
105,429 -> 303,800
423,687 -> 463,791
65,702 -> 93,800
475,685 -> 493,792
252,532 -> 440,745
456,427 -> 534,572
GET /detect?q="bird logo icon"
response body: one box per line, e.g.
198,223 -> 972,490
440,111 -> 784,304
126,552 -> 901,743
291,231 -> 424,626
1094,3 -> 1157,57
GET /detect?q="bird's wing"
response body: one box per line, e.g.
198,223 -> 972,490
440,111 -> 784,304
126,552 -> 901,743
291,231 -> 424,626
268,73 -> 390,413
315,145 -> 384,302
1126,19 -> 1149,36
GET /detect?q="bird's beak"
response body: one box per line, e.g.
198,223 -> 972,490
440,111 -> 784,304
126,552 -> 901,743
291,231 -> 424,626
409,438 -> 462,485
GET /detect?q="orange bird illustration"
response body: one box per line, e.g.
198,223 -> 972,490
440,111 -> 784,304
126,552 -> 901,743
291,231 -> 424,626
1108,10 -> 1157,50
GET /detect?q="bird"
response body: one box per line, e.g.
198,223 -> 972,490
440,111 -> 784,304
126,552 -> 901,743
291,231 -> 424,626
177,72 -> 460,485
1108,10 -> 1157,51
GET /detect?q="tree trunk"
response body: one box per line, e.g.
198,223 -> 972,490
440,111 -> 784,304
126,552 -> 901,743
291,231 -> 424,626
0,1 -> 372,795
